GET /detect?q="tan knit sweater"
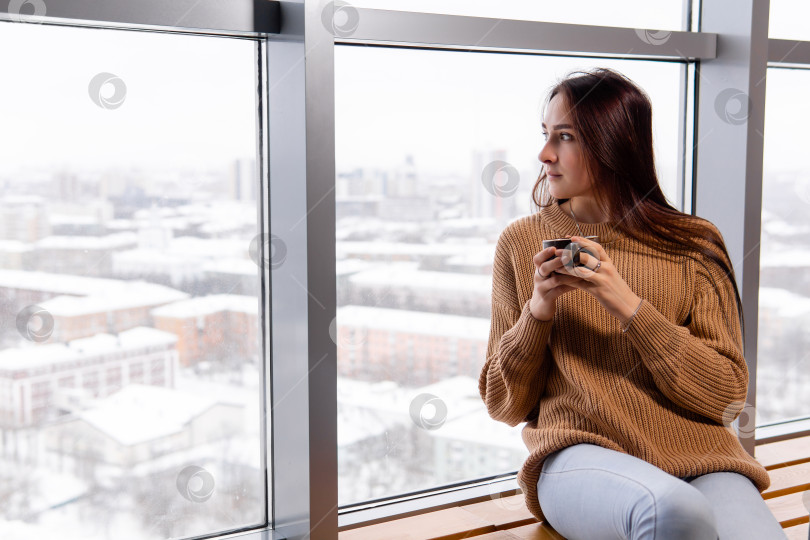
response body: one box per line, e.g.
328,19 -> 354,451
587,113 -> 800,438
478,200 -> 770,524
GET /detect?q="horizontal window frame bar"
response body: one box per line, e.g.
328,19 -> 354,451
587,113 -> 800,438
755,416 -> 810,445
334,8 -> 717,60
768,38 -> 810,66
335,41 -> 700,65
0,0 -> 280,35
338,475 -> 521,531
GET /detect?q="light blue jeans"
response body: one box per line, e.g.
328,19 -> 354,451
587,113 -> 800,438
536,443 -> 787,540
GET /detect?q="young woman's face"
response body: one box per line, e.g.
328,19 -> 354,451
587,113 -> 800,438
539,94 -> 594,200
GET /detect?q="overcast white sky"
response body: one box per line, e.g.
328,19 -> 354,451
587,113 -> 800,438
0,0 -> 808,186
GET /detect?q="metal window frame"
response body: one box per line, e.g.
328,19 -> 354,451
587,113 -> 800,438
0,0 -> 280,35
769,38 -> 810,65
692,0 -> 770,457
4,0 -> 808,538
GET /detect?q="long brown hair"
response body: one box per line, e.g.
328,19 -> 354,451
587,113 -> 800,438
532,68 -> 744,345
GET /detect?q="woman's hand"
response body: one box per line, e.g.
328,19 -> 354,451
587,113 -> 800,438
530,246 -> 581,321
556,236 -> 642,325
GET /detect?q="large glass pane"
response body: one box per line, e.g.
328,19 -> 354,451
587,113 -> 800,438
757,67 -> 810,426
341,0 -> 687,31
769,0 -> 810,40
334,45 -> 683,506
0,21 -> 265,539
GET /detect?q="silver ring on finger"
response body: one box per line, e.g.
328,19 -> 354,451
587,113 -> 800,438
592,261 -> 602,273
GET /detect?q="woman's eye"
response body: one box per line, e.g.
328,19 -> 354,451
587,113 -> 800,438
541,132 -> 549,140
560,132 -> 573,141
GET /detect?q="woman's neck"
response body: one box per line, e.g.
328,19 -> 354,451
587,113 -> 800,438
561,197 -> 608,224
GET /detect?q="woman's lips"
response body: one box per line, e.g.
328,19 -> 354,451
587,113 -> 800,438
547,173 -> 562,179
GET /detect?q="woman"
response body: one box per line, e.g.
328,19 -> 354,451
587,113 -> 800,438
478,68 -> 786,539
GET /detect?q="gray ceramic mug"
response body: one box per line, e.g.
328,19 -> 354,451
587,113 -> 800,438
542,235 -> 599,264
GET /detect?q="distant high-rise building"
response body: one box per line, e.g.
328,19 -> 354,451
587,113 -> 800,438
230,158 -> 257,202
53,171 -> 80,202
388,154 -> 419,198
471,149 -> 518,225
0,196 -> 51,243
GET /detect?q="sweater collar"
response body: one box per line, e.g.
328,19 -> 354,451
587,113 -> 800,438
539,199 -> 621,244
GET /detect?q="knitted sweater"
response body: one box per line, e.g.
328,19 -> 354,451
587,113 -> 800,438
478,200 -> 770,524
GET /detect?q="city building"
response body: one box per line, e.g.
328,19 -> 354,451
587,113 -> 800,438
344,262 -> 492,318
0,327 -> 178,429
151,294 -> 259,368
335,305 -> 489,387
42,384 -> 243,474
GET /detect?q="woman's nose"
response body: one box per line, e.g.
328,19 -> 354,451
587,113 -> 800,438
539,141 -> 556,164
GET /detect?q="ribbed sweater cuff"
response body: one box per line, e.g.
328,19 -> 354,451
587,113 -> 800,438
623,299 -> 685,377
505,300 -> 553,360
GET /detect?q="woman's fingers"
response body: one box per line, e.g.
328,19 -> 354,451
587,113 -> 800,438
571,235 -> 609,262
576,250 -> 601,272
533,246 -> 560,277
538,270 -> 580,290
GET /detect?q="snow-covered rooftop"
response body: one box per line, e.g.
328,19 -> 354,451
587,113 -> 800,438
1,195 -> 45,205
49,214 -> 102,225
336,305 -> 490,339
112,248 -> 201,268
151,294 -> 258,318
35,233 -> 137,250
0,240 -> 33,253
0,270 -> 189,315
336,258 -> 376,276
337,241 -> 495,258
0,327 -> 177,371
348,263 -> 491,293
77,384 -> 227,446
170,236 -> 251,259
40,284 -> 188,316
201,258 -> 257,276
0,269 -> 129,295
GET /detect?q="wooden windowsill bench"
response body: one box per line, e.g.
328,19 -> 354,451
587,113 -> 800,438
339,434 -> 810,540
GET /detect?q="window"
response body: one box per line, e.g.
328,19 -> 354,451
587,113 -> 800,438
756,66 -> 810,426
0,20 -> 265,539
769,0 -> 810,40
335,44 -> 684,507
